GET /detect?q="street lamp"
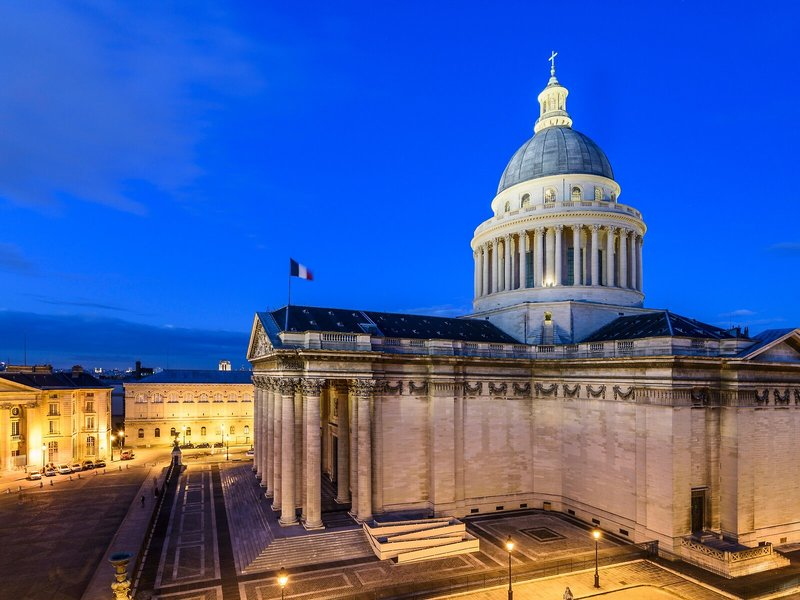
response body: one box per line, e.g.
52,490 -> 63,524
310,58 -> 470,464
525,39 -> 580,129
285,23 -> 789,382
505,535 -> 514,600
277,566 -> 288,600
110,435 -> 116,461
118,430 -> 125,450
593,529 -> 601,588
41,443 -> 46,472
182,425 -> 187,446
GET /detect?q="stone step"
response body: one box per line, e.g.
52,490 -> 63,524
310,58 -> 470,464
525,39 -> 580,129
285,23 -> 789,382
247,529 -> 373,572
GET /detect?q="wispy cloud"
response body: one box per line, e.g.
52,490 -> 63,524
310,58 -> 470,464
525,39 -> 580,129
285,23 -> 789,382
719,308 -> 756,318
25,293 -> 139,313
398,303 -> 471,318
0,3 -> 261,215
768,242 -> 800,254
0,310 -> 249,369
0,243 -> 36,274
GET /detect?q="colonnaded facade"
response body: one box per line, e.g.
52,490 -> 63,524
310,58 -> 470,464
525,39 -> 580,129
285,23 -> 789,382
247,64 -> 800,570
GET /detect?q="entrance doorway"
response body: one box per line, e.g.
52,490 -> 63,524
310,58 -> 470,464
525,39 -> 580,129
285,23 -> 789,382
691,489 -> 706,533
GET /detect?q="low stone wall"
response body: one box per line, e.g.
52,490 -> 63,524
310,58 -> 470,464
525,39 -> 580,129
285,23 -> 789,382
680,537 -> 790,578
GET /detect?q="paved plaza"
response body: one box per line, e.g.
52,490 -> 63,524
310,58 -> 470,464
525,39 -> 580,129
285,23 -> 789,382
6,450 -> 800,599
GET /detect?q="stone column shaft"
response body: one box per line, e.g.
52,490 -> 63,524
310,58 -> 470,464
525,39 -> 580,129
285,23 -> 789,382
352,380 -> 375,522
504,235 -> 512,291
606,226 -> 616,287
266,388 -> 274,497
473,251 -> 480,298
619,230 -> 628,289
336,386 -> 350,503
481,245 -> 489,296
630,233 -> 638,291
303,379 -> 324,529
492,241 -> 500,294
254,386 -> 262,476
279,382 -> 297,526
572,226 -> 582,285
554,225 -> 563,286
535,228 -> 544,287
637,236 -> 644,292
272,383 -> 282,511
518,231 -> 527,289
591,225 -> 600,286
545,227 -> 555,285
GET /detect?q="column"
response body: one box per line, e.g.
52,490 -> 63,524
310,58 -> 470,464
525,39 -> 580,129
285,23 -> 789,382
279,378 -> 297,526
606,226 -> 616,287
481,244 -> 489,296
265,382 -> 275,497
637,236 -> 644,292
349,386 -> 359,516
254,382 -> 262,476
302,378 -> 325,530
619,229 -> 628,289
572,225 -> 582,286
535,227 -> 544,287
352,379 -> 376,522
630,233 -> 638,291
504,235 -> 512,291
473,250 -> 480,298
336,383 -> 350,503
492,240 -> 500,294
272,378 -> 283,511
545,227 -> 555,285
554,225 -> 563,286
454,392 -> 465,509
591,225 -> 600,286
297,388 -> 305,521
518,231 -> 527,290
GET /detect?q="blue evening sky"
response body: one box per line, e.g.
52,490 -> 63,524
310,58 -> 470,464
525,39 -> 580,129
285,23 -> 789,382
1,1 -> 798,369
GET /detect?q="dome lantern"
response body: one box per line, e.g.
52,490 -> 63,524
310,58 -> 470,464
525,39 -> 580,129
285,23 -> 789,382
534,51 -> 573,133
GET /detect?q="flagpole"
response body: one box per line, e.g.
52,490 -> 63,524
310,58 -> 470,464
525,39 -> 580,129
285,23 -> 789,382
286,270 -> 291,332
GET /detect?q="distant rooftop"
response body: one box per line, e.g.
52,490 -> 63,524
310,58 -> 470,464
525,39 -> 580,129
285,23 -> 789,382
582,311 -> 737,343
131,369 -> 253,385
0,370 -> 111,390
259,306 -> 519,344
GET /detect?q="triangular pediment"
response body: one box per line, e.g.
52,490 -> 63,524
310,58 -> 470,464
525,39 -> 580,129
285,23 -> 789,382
741,329 -> 800,363
0,378 -> 41,394
247,314 -> 273,361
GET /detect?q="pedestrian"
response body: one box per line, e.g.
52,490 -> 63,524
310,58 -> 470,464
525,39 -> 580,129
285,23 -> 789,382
141,495 -> 145,507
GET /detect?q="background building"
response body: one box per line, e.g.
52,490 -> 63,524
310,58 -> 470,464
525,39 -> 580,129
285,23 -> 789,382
247,67 -> 800,576
124,369 -> 254,448
0,365 -> 112,471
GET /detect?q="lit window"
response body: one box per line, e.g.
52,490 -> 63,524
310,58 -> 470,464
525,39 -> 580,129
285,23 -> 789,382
244,425 -> 250,435
230,426 -> 235,435
521,193 -> 530,208
544,188 -> 556,203
86,416 -> 95,429
11,421 -> 20,436
85,401 -> 94,412
201,426 -> 207,436
170,427 -> 177,437
49,420 -> 58,434
48,402 -> 59,416
571,186 -> 581,201
186,427 -> 192,436
154,428 -> 161,438
86,436 -> 95,455
138,428 -> 144,439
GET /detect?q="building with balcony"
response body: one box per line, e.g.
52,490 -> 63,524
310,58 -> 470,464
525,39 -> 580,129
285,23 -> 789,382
246,63 -> 800,576
124,369 -> 254,448
0,365 -> 112,472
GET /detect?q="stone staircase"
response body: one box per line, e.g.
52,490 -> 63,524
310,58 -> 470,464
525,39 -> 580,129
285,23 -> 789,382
245,529 -> 374,573
220,466 -> 275,573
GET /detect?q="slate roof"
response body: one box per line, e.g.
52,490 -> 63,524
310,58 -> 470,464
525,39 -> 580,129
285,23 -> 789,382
0,371 -> 111,390
736,329 -> 797,358
259,306 -> 520,344
582,311 -> 735,342
498,126 -> 614,193
132,370 -> 253,385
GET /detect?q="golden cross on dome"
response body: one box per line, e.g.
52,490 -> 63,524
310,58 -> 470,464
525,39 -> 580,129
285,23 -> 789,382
549,50 -> 558,76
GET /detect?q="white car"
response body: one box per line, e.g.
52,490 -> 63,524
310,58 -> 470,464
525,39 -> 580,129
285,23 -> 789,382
71,463 -> 82,472
245,448 -> 255,457
57,464 -> 72,475
27,471 -> 42,481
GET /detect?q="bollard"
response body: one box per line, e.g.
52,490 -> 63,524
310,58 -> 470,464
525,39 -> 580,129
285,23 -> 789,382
18,485 -> 21,492
103,469 -> 106,474
50,480 -> 53,486
78,473 -> 81,479
69,475 -> 72,481
118,466 -> 122,472
39,481 -> 43,488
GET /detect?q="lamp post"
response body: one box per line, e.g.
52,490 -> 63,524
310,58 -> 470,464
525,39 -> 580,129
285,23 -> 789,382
277,566 -> 288,600
110,435 -> 116,461
182,425 -> 187,446
593,529 -> 601,588
118,430 -> 125,451
505,535 -> 514,600
41,443 -> 46,472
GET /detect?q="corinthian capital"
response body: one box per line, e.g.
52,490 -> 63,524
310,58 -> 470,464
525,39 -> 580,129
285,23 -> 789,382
350,379 -> 381,398
301,377 -> 326,396
277,377 -> 300,395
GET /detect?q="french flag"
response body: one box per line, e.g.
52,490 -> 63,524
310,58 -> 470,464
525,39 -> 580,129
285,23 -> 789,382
290,258 -> 313,281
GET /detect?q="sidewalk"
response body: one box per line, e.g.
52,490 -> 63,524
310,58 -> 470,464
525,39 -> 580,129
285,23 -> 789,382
80,461 -> 170,600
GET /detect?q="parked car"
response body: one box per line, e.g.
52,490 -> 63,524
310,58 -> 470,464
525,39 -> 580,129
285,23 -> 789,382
195,442 -> 211,449
71,463 -> 82,472
245,448 -> 254,457
28,471 -> 42,481
82,460 -> 95,470
179,443 -> 194,449
94,459 -> 106,468
57,464 -> 72,474
213,442 -> 224,448
44,467 -> 57,477
120,450 -> 134,460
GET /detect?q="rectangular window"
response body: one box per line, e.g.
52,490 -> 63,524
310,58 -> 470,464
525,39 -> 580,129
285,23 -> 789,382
566,251 -> 575,285
48,441 -> 58,463
11,421 -> 20,436
525,251 -> 534,287
85,401 -> 94,413
49,420 -> 59,434
48,402 -> 59,416
86,416 -> 95,430
86,436 -> 95,455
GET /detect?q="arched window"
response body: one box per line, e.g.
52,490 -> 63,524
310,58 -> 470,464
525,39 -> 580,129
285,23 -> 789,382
571,186 -> 581,201
610,192 -> 617,203
521,193 -> 530,208
154,428 -> 161,438
594,186 -> 602,201
201,426 -> 207,436
230,426 -> 235,435
504,201 -> 511,212
544,188 -> 556,203
244,425 -> 250,435
170,427 -> 177,437
186,427 -> 192,436
138,428 -> 144,439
